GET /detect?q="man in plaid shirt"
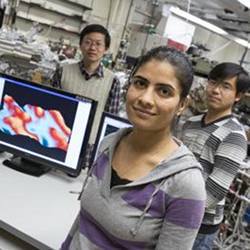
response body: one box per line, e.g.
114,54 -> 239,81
52,24 -> 120,169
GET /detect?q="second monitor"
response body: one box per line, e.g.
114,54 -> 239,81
0,73 -> 97,176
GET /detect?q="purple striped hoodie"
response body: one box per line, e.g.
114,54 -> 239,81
61,128 -> 206,250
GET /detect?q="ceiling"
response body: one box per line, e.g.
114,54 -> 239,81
163,0 -> 250,42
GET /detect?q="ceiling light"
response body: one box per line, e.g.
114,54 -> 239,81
169,6 -> 250,48
229,36 -> 250,47
169,6 -> 228,36
238,0 -> 250,9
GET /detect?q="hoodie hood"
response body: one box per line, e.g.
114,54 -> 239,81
97,127 -> 204,237
99,127 -> 202,186
79,127 -> 204,238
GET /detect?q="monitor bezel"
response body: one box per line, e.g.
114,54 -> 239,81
0,72 -> 97,177
90,112 -> 131,165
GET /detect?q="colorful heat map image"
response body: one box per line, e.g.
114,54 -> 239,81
0,94 -> 71,152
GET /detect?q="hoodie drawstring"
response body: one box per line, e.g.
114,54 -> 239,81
77,156 -> 99,200
130,179 -> 166,237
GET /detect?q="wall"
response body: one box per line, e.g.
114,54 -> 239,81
126,0 -> 164,57
86,0 -> 133,57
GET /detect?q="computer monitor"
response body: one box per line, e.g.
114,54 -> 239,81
91,112 -> 131,164
0,73 -> 96,177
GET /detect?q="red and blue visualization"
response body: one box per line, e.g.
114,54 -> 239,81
0,95 -> 71,151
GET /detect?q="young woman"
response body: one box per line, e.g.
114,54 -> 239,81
61,46 -> 206,250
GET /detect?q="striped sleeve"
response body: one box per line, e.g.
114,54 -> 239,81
206,131 -> 247,208
156,169 -> 206,250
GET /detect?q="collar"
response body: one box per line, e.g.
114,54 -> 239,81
201,113 -> 233,127
78,60 -> 104,80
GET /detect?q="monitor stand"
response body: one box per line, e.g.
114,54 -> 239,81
3,156 -> 51,177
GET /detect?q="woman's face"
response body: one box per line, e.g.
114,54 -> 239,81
126,59 -> 185,133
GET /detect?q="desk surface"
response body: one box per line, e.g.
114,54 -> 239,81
0,153 -> 84,250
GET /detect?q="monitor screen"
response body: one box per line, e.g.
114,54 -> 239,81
91,112 -> 131,164
0,73 -> 96,176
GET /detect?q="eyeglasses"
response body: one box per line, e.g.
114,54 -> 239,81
207,79 -> 234,92
82,39 -> 105,49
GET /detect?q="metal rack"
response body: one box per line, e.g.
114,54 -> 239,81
214,164 -> 250,250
